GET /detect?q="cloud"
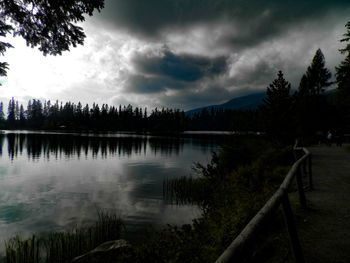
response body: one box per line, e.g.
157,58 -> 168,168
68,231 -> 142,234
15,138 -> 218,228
98,0 -> 349,44
2,0 -> 350,112
122,47 -> 228,95
125,74 -> 176,93
132,48 -> 228,82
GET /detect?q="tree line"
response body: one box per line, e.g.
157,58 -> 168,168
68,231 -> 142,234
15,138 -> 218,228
1,100 -> 188,132
260,20 -> 350,143
0,98 -> 259,132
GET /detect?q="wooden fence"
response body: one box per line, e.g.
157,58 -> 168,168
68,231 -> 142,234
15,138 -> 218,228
215,146 -> 312,263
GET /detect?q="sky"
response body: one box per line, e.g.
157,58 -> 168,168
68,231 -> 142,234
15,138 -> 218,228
0,0 -> 350,111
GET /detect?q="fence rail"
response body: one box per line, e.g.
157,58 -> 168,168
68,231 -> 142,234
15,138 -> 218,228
215,146 -> 312,263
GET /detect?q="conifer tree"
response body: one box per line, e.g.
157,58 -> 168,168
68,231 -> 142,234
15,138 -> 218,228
260,71 -> 294,142
304,49 -> 332,95
0,102 -> 4,121
336,21 -> 350,129
7,97 -> 16,124
295,49 -> 332,137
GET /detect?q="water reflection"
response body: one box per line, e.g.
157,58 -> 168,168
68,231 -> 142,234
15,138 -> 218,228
0,132 -> 219,249
0,133 -> 194,161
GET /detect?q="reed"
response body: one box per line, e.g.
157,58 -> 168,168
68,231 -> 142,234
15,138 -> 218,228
5,212 -> 124,263
5,235 -> 40,263
163,175 -> 209,206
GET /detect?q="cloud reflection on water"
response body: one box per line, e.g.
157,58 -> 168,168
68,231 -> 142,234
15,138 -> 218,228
0,132 -> 218,248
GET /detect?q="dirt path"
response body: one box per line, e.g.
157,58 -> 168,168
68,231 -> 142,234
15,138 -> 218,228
293,145 -> 350,263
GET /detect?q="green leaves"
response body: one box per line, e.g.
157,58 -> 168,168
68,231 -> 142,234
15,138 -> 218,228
340,21 -> 350,54
0,0 -> 104,76
336,21 -> 350,130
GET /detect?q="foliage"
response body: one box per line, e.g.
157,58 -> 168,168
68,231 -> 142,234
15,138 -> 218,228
2,98 -> 187,131
160,139 -> 293,262
259,71 -> 294,143
336,21 -> 350,131
294,49 -> 334,138
301,49 -> 332,96
187,108 -> 259,132
339,21 -> 350,54
5,235 -> 40,263
0,0 -> 104,77
0,98 -> 262,132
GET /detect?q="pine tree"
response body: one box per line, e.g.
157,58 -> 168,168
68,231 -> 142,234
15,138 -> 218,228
260,70 -> 294,142
336,21 -> 350,130
0,102 -> 4,121
15,101 -> 19,120
19,105 -> 25,122
304,49 -> 332,95
7,97 -> 15,124
295,49 -> 333,137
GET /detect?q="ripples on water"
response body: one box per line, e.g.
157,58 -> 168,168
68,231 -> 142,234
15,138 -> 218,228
0,131 -> 220,247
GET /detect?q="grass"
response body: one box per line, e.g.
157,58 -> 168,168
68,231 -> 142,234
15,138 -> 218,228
5,235 -> 40,263
5,212 -> 124,263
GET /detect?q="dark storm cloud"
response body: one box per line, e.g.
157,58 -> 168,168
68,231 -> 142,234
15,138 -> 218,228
132,49 -> 228,82
159,85 -> 241,110
89,0 -> 350,110
99,0 -> 349,43
124,48 -> 229,94
230,58 -> 282,88
125,74 -> 184,94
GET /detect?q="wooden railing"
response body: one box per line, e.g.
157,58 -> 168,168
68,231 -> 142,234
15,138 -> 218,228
215,146 -> 312,263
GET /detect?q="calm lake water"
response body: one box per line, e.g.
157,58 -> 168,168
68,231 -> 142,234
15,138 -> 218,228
0,131 -> 220,247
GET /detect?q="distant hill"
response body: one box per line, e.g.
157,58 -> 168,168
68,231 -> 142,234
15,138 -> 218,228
186,92 -> 266,116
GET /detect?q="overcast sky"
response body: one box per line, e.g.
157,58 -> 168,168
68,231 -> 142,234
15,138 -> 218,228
1,0 -> 349,111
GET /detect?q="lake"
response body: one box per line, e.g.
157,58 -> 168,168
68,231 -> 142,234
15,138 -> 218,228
0,131 -> 220,248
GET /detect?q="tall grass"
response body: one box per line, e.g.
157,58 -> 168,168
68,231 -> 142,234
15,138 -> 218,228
5,212 -> 124,263
163,176 -> 208,206
5,235 -> 40,263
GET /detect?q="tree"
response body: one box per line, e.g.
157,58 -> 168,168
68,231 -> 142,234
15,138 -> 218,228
0,102 -> 5,122
260,70 -> 294,142
336,21 -> 350,130
295,49 -> 333,137
0,0 -> 104,77
7,97 -> 16,124
302,49 -> 332,96
19,104 -> 25,124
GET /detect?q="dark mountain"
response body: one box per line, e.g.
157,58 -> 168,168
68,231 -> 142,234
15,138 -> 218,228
186,92 -> 266,116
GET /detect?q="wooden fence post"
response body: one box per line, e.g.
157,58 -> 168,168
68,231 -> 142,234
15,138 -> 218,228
308,155 -> 313,190
282,195 -> 305,263
296,166 -> 307,208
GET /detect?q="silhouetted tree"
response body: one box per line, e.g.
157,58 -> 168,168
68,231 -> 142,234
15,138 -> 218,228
303,49 -> 332,95
336,21 -> 350,131
0,18 -> 12,78
19,104 -> 25,125
187,107 -> 258,132
295,49 -> 333,137
0,101 -> 5,128
7,97 -> 16,125
0,97 -> 255,132
0,102 -> 4,121
260,71 -> 294,142
0,0 -> 104,76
